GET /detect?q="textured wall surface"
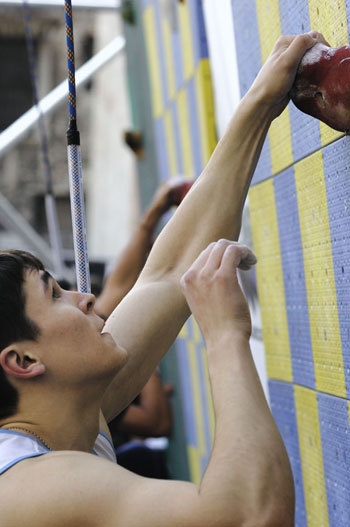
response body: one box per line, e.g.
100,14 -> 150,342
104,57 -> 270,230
124,2 -> 350,523
232,1 -> 350,526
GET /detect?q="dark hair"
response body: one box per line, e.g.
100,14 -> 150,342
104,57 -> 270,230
0,250 -> 44,419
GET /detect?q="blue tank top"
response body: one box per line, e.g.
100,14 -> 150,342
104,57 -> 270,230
0,428 -> 116,475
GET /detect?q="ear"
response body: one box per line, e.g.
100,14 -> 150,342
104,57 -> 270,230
0,346 -> 46,379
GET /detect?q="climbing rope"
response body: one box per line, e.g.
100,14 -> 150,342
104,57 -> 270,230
22,0 -> 65,278
65,0 -> 91,293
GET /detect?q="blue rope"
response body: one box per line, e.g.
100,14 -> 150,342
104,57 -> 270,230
65,0 -> 91,293
22,0 -> 65,277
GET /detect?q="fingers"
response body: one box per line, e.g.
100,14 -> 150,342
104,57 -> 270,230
180,241 -> 254,341
181,240 -> 257,286
275,31 -> 329,66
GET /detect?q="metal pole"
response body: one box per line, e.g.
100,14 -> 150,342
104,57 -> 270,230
0,35 -> 125,158
0,191 -> 57,269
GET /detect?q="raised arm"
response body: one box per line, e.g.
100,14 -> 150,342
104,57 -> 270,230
175,239 -> 294,525
102,32 -> 325,419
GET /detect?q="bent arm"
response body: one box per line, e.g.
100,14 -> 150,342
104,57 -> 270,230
17,244 -> 293,527
102,32 -> 324,419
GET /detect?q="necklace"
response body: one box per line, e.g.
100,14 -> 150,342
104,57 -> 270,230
5,426 -> 52,450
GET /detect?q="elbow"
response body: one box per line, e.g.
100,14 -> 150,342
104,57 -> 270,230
244,492 -> 295,527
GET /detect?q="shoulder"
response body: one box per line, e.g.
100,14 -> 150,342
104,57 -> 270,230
0,450 -> 129,527
0,449 -> 205,527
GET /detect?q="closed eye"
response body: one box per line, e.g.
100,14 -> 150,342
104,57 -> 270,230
52,283 -> 62,300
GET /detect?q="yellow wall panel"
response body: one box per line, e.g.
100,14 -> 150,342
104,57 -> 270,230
178,2 -> 195,80
187,445 -> 201,484
195,60 -> 217,164
294,152 -> 346,397
256,0 -> 293,174
294,386 -> 329,527
249,183 -> 293,382
143,6 -> 164,118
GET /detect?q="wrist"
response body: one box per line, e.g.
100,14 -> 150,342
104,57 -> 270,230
206,327 -> 251,356
240,88 -> 276,125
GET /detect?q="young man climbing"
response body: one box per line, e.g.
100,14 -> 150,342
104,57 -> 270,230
0,32 -> 325,526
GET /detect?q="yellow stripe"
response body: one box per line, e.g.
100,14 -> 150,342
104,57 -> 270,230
188,338 -> 206,475
202,347 -> 215,441
161,17 -> 176,101
178,1 -> 195,80
187,445 -> 201,484
192,317 -> 201,345
249,183 -> 293,382
195,60 -> 217,164
255,0 -> 293,174
294,152 -> 346,397
308,0 -> 347,145
164,108 -> 178,175
294,386 -> 329,527
179,321 -> 188,339
193,319 -> 215,442
143,6 -> 163,118
177,88 -> 195,177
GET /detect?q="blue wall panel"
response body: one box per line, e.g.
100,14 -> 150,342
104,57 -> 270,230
323,137 -> 350,397
274,168 -> 315,388
269,381 -> 307,527
318,392 -> 350,527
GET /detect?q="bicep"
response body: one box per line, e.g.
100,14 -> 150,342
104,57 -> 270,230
15,452 -> 209,527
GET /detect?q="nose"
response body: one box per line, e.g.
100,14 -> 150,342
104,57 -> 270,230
78,292 -> 96,313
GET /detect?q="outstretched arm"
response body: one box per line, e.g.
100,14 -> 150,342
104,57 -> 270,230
102,32 -> 325,419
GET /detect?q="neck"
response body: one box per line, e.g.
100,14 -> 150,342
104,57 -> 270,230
3,425 -> 52,450
0,379 -> 107,452
0,395 -> 102,453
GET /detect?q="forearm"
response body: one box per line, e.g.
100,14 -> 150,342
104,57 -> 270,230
139,91 -> 272,282
102,93 -> 272,417
200,333 -> 294,525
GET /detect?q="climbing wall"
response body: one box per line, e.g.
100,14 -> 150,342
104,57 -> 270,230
140,0 -> 216,181
124,2 -> 350,520
231,1 -> 350,526
122,0 -> 217,482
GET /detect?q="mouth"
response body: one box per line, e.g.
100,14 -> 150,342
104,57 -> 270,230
97,317 -> 106,334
